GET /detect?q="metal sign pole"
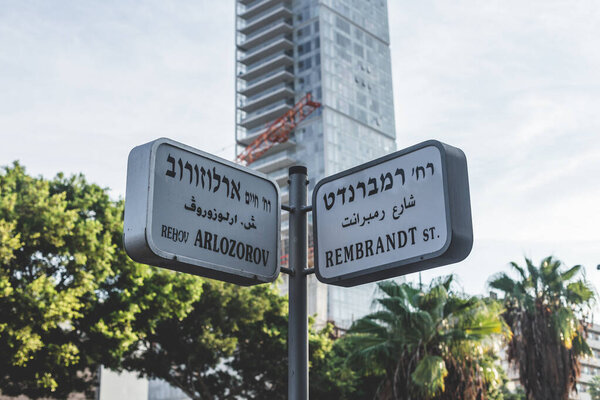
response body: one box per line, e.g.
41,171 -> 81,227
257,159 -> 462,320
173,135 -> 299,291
287,166 -> 308,400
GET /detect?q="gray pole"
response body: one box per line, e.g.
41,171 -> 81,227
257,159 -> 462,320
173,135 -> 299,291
288,165 -> 308,400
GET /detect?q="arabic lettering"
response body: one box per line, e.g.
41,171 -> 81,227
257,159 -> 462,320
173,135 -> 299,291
242,216 -> 257,230
341,195 -> 416,228
183,197 -> 257,229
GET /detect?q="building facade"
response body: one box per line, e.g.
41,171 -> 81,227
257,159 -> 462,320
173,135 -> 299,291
235,0 -> 397,328
575,323 -> 600,400
498,322 -> 600,400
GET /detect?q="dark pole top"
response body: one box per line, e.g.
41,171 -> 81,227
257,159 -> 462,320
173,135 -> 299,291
289,165 -> 307,175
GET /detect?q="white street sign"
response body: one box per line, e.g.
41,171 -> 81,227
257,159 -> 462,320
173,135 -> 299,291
124,138 -> 280,285
312,140 -> 472,287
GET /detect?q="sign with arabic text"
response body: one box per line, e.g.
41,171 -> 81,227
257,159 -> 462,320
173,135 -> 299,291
124,138 -> 280,285
312,140 -> 472,287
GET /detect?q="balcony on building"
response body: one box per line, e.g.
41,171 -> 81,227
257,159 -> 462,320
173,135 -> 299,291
239,99 -> 292,129
280,217 -> 289,235
238,3 -> 292,35
239,67 -> 294,96
238,51 -> 293,82
250,150 -> 296,174
240,83 -> 294,113
240,34 -> 293,66
280,185 -> 289,205
267,170 -> 288,187
238,0 -> 285,20
238,19 -> 293,50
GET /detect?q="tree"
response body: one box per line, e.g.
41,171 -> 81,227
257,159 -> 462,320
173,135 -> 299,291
0,162 -> 348,399
309,327 -> 384,400
489,256 -> 596,400
342,277 -> 506,400
120,278 -> 343,400
0,163 -> 203,398
119,279 -> 286,399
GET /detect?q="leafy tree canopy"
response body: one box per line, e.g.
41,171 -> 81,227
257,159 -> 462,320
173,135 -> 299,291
0,163 -> 203,398
489,256 -> 596,400
0,162 -> 342,400
340,277 -> 508,400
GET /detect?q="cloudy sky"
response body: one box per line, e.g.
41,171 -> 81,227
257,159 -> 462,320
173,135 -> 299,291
1,1 -> 598,301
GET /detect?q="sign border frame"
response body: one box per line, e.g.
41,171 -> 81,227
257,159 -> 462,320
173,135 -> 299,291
312,140 -> 472,287
124,137 -> 281,286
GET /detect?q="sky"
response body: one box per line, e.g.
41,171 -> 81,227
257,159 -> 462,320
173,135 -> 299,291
0,1 -> 599,305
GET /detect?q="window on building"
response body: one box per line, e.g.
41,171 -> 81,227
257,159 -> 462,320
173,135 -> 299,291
354,43 -> 364,58
335,32 -> 351,49
298,40 -> 312,56
297,25 -> 311,38
335,16 -> 350,34
354,27 -> 363,41
298,57 -> 312,72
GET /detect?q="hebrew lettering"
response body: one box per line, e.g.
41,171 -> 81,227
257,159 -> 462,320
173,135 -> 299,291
184,162 -> 193,184
367,177 -> 378,196
380,172 -> 393,191
337,187 -> 346,204
212,167 -> 221,193
166,154 -> 176,177
323,192 -> 335,210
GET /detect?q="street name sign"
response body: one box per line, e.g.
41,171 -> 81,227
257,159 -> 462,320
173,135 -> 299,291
312,140 -> 472,287
124,138 -> 280,285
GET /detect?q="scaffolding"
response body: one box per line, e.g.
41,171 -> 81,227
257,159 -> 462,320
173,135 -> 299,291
236,93 -> 321,165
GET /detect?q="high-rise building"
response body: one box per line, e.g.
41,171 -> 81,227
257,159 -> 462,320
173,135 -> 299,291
235,0 -> 397,328
573,323 -> 600,400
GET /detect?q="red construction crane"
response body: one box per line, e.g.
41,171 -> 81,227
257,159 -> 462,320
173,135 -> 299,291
236,93 -> 321,165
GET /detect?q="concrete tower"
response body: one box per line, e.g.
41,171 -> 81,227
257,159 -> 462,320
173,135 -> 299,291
235,0 -> 396,328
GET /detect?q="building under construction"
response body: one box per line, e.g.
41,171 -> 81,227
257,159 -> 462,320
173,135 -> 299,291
235,0 -> 397,329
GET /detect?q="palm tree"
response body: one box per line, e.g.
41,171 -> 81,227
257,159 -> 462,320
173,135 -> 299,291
489,256 -> 596,400
343,277 -> 506,400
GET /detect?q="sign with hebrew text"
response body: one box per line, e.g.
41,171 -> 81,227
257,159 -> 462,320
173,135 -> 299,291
312,140 -> 472,287
124,138 -> 280,285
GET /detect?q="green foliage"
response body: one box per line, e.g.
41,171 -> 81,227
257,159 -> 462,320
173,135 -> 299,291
0,162 -> 346,400
489,256 -> 597,400
500,385 -> 526,400
120,278 -> 343,400
309,324 -> 382,400
341,277 -> 507,400
120,279 -> 286,399
590,375 -> 600,400
0,163 -> 203,398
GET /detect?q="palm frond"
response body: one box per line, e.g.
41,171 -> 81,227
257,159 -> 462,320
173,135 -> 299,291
525,257 -> 539,292
349,318 -> 389,338
560,265 -> 581,283
509,261 -> 527,280
376,297 -> 410,317
376,280 -> 404,300
566,280 -> 596,305
411,355 -> 448,398
488,273 -> 516,295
